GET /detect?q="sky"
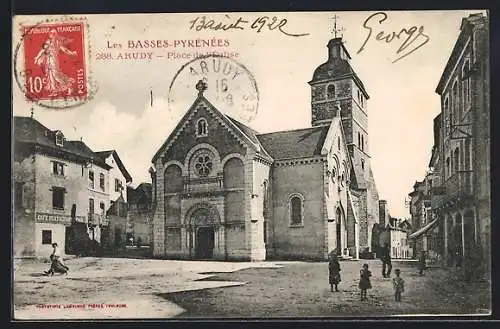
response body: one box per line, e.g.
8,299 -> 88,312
12,10 -> 487,218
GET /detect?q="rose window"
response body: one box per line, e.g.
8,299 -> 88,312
194,154 -> 213,176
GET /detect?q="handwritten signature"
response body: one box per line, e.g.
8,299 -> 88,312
357,12 -> 430,63
188,15 -> 310,37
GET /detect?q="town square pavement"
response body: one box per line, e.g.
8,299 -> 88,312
12,257 -> 491,319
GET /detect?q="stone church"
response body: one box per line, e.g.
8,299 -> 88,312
150,36 -> 380,261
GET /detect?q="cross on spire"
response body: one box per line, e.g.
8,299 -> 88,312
196,79 -> 208,95
331,14 -> 345,38
30,106 -> 34,119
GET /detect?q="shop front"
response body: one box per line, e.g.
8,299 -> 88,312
35,212 -> 86,257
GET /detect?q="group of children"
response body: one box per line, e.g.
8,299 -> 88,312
328,251 -> 405,302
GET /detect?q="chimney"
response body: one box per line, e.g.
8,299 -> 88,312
379,200 -> 388,226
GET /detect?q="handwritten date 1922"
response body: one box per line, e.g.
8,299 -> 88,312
357,12 -> 430,63
189,15 -> 310,37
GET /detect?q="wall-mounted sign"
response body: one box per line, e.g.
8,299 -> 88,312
35,212 -> 86,225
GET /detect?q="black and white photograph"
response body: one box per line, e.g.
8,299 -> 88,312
11,10 -> 491,319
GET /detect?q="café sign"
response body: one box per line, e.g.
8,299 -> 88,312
35,212 -> 86,225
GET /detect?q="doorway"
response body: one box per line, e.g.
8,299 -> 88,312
196,226 -> 215,259
336,208 -> 342,255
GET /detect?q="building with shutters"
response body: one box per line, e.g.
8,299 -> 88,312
13,116 -> 132,258
409,13 -> 490,280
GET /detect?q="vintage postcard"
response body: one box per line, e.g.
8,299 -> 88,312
11,10 -> 491,319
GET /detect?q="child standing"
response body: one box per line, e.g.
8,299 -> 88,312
359,263 -> 372,301
328,251 -> 341,292
392,269 -> 404,302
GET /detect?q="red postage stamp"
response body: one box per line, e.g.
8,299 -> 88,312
22,22 -> 87,102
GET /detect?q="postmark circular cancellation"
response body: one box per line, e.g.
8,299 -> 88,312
168,54 -> 259,123
13,16 -> 98,110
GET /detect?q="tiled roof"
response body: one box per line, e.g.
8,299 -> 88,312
256,126 -> 330,160
226,116 -> 272,160
95,150 -> 114,159
13,116 -> 110,169
95,149 -> 133,183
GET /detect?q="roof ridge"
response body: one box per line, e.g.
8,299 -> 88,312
257,126 -> 325,136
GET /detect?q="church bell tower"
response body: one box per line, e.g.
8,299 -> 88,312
308,18 -> 370,160
309,16 -> 380,252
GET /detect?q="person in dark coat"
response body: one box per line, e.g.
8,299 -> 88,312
380,242 -> 392,278
418,250 -> 426,275
359,263 -> 372,301
328,250 -> 341,292
392,269 -> 405,302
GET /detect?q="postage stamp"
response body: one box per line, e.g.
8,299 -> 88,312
168,54 -> 259,123
13,17 -> 96,109
23,22 -> 87,101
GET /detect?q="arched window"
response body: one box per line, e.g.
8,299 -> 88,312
196,118 -> 208,137
337,136 -> 341,150
452,81 -> 459,124
361,159 -> 365,170
361,135 -> 364,151
454,147 -> 460,172
464,139 -> 471,170
443,97 -> 450,135
357,132 -> 361,148
55,131 -> 64,147
263,180 -> 269,218
331,167 -> 336,184
327,84 -> 336,99
462,60 -> 471,108
289,194 -> 304,226
446,157 -> 451,178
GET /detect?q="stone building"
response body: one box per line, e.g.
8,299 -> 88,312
13,116 -> 132,257
150,35 -> 380,261
372,200 -> 412,259
127,183 -> 153,246
408,176 -> 441,260
103,194 -> 128,251
95,150 -> 133,251
410,13 -> 490,279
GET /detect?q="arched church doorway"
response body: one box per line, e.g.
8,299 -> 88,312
196,226 -> 215,259
186,203 -> 221,260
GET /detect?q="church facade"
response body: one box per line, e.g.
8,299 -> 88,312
150,37 -> 380,261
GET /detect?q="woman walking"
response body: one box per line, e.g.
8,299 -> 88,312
44,243 -> 69,276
